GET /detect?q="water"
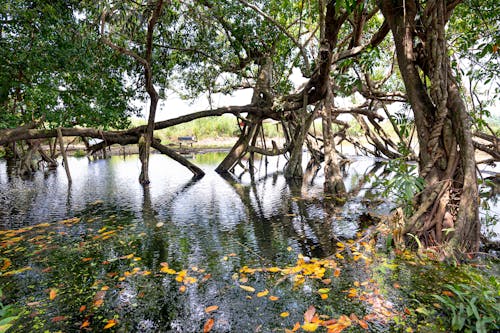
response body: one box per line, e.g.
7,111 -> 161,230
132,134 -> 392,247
0,153 -> 498,332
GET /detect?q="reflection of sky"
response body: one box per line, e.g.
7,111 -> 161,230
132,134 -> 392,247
1,154 -> 498,240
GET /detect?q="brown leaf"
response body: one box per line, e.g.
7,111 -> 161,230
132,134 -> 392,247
51,316 -> 66,323
203,318 -> 214,333
304,305 -> 316,323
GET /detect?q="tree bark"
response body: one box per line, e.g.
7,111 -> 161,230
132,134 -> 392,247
378,0 -> 480,254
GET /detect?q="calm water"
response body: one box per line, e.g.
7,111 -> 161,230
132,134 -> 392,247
0,153 -> 498,332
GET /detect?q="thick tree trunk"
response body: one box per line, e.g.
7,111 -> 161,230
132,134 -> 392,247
378,0 -> 480,254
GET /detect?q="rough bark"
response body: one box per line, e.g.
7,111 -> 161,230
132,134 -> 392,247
378,0 -> 480,254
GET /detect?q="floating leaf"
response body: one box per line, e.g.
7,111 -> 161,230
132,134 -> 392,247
257,289 -> 269,297
301,322 -> 318,332
304,305 -> 316,323
239,285 -> 255,292
1,258 -> 12,271
203,318 -> 214,332
51,316 -> 66,323
280,312 -> 290,317
358,319 -> 369,329
49,288 -> 58,300
205,305 -> 219,314
103,319 -> 117,329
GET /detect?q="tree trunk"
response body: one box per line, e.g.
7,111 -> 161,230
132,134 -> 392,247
378,0 -> 480,254
322,84 -> 346,198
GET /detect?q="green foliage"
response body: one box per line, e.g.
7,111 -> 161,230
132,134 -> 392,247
0,0 -> 139,130
376,159 -> 425,216
432,277 -> 500,332
0,288 -> 19,333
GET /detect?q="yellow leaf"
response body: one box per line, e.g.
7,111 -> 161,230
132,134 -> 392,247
269,295 -> 279,301
257,289 -> 269,297
335,253 -> 344,260
49,288 -> 58,300
318,288 -> 330,294
302,322 -> 318,332
320,293 -> 328,300
280,312 -> 290,317
103,319 -> 117,329
101,286 -> 109,291
336,242 -> 345,248
205,305 -> 219,313
239,285 -> 255,292
267,267 -> 281,273
160,266 -> 176,274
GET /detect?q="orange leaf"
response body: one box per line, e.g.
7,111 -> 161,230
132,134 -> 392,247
358,319 -> 369,329
333,268 -> 341,277
203,318 -> 214,333
304,305 -> 316,323
94,299 -> 104,308
1,258 -> 12,271
320,293 -> 328,300
442,290 -> 454,297
49,288 -> 58,300
292,322 -> 301,331
80,320 -> 90,328
79,305 -> 87,313
103,319 -> 117,329
205,305 -> 219,314
51,316 -> 66,323
269,295 -> 279,301
179,285 -> 187,293
393,283 -> 400,289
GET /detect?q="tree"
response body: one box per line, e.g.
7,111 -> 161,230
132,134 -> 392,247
378,0 -> 481,253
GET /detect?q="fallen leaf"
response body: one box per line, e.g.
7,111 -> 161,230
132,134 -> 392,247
304,305 -> 316,323
302,322 -> 318,332
442,290 -> 454,297
257,289 -> 269,297
51,316 -> 66,323
179,285 -> 186,293
280,312 -> 290,317
49,288 -> 58,300
239,285 -> 255,292
103,319 -> 117,329
79,305 -> 86,312
80,320 -> 90,328
320,294 -> 328,300
334,268 -> 341,277
358,319 -> 369,329
269,295 -> 279,301
205,305 -> 219,314
318,288 -> 330,294
203,318 -> 214,332
1,258 -> 12,271
94,299 -> 104,307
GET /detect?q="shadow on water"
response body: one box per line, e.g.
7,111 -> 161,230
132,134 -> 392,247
0,153 -> 498,332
